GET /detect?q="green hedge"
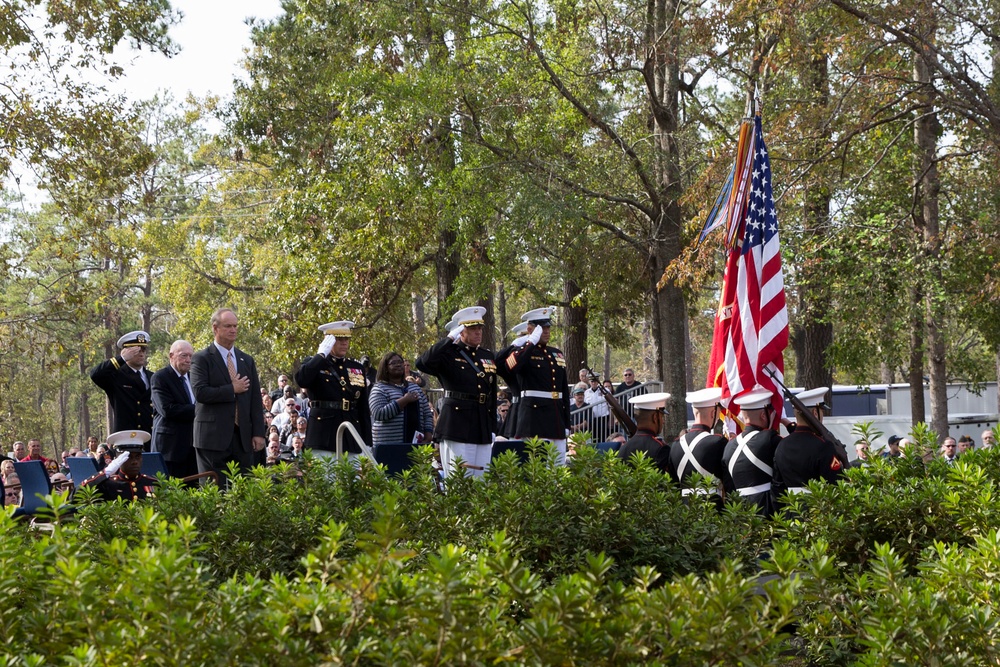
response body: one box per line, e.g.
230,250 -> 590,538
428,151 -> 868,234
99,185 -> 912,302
7,438 -> 1000,664
73,442 -> 766,584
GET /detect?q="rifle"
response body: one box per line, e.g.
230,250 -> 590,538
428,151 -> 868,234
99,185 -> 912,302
764,367 -> 849,466
583,365 -> 637,437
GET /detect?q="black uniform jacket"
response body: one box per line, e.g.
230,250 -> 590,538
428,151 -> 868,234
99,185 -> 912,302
90,356 -> 155,436
417,337 -> 497,445
500,342 -> 570,441
665,423 -> 727,487
81,471 -> 158,502
617,429 -> 671,472
295,354 -> 372,453
772,424 -> 843,501
722,425 -> 781,516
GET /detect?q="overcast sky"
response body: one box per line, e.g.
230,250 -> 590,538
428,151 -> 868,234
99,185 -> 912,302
109,0 -> 284,103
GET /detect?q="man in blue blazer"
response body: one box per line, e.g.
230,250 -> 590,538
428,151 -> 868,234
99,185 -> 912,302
150,339 -> 198,479
189,308 -> 266,481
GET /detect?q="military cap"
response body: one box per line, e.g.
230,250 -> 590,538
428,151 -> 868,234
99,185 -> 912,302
105,430 -> 151,452
117,331 -> 150,349
685,387 -> 723,408
732,387 -> 774,410
451,306 -> 486,327
629,391 -> 671,412
521,306 -> 556,326
795,386 -> 830,408
318,321 -> 355,338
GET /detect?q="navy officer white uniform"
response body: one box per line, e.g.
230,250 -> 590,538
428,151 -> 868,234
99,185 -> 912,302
666,387 -> 727,498
772,386 -> 843,503
497,307 -> 571,464
721,387 -> 782,516
294,321 -> 372,457
416,307 -> 498,477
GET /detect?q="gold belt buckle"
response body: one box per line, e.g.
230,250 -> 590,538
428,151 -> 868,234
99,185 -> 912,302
478,394 -> 487,404
342,399 -> 350,410
551,391 -> 560,399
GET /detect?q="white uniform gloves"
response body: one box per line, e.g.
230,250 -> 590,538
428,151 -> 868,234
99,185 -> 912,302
105,451 -> 132,477
317,335 -> 336,356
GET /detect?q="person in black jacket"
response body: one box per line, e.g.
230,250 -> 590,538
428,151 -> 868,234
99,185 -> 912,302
666,387 -> 727,501
294,320 -> 372,457
416,307 -> 497,478
497,307 -> 571,464
722,387 -> 781,516
90,331 -> 154,439
150,340 -> 198,479
617,392 -> 672,472
772,387 -> 844,504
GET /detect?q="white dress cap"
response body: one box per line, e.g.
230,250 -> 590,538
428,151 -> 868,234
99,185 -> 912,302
685,387 -> 723,408
794,386 -> 830,408
629,391 -> 671,411
451,306 -> 486,327
732,387 -> 774,410
117,331 -> 150,348
520,306 -> 555,325
318,321 -> 356,337
106,429 -> 151,451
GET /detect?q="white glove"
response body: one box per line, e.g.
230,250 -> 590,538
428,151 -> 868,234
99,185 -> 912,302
511,335 -> 529,348
105,451 -> 131,476
527,325 -> 542,345
448,324 -> 465,342
317,335 -> 336,356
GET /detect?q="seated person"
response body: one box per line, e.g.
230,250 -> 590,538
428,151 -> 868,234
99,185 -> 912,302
3,473 -> 20,507
80,430 -> 157,501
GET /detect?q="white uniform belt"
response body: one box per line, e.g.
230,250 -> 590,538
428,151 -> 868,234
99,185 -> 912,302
522,390 -> 563,399
786,486 -> 811,495
736,482 -> 771,496
681,487 -> 718,497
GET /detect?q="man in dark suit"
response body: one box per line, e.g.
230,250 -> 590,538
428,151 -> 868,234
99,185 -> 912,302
150,339 -> 198,479
90,330 -> 155,439
189,308 -> 266,481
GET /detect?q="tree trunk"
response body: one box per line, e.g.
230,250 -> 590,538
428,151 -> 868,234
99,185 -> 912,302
795,44 -> 834,391
78,348 -> 91,443
411,291 -> 426,335
562,277 -> 587,377
648,0 -> 688,434
913,15 -> 948,438
496,281 -> 507,339
908,283 -> 926,425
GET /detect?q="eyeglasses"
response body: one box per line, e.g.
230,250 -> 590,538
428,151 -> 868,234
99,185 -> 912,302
624,373 -> 633,377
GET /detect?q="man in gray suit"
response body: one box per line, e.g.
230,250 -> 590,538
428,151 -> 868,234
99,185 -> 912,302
190,308 -> 266,481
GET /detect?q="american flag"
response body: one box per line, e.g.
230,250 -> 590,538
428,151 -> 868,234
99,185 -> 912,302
706,114 -> 788,430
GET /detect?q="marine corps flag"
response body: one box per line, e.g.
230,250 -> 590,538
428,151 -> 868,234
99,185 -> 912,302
704,112 -> 789,431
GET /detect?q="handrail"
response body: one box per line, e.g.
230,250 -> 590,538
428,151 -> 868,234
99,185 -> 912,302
335,421 -> 377,463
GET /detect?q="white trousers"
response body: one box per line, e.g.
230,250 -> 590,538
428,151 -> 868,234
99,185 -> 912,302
549,439 -> 567,466
440,439 -> 492,479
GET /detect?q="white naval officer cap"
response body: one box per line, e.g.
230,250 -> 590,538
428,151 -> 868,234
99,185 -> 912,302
318,321 -> 355,337
117,331 -> 150,349
451,306 -> 486,327
509,321 -> 529,336
521,306 -> 556,325
106,429 -> 151,452
685,387 -> 723,408
732,386 -> 774,411
795,386 -> 830,408
629,391 -> 671,412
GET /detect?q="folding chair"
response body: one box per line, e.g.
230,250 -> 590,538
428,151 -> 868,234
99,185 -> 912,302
595,441 -> 622,454
141,452 -> 169,477
12,460 -> 53,518
490,440 -> 530,464
66,457 -> 99,483
373,442 -> 420,476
